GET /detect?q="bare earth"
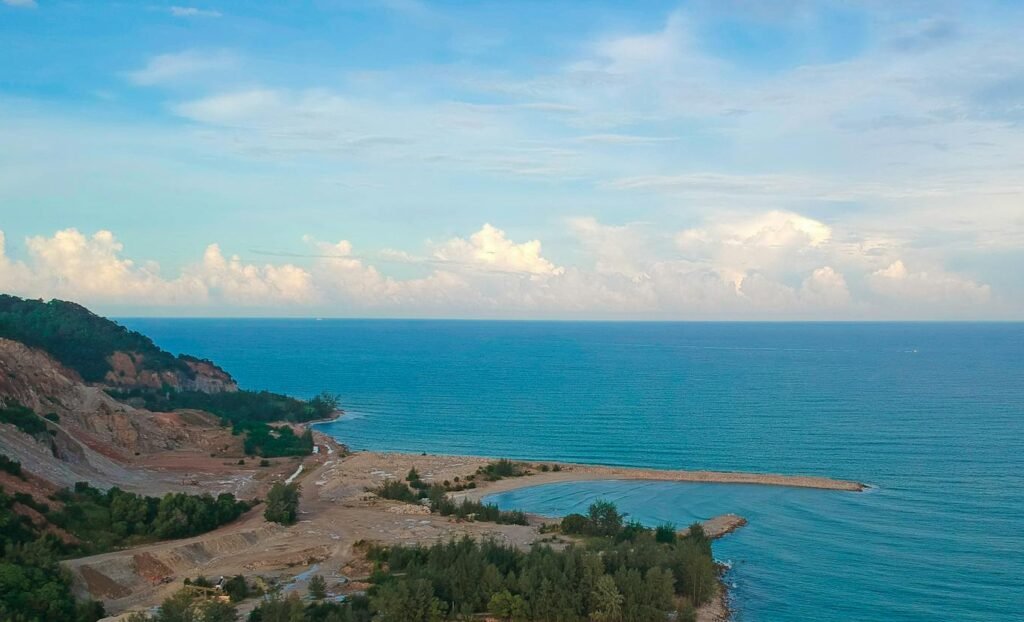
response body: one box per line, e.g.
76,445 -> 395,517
71,434 -> 863,621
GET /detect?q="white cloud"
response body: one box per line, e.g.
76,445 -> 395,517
868,260 -> 991,305
0,222 -> 1003,318
169,6 -> 222,18
800,267 -> 851,308
431,223 -> 564,276
126,50 -> 236,86
190,244 -> 316,305
2,0 -> 36,8
0,229 -> 313,308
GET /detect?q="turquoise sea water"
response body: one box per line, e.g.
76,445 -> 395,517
122,319 -> 1024,621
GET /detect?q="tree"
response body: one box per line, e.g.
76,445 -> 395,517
264,483 -> 300,525
308,574 -> 327,600
488,590 -> 527,622
372,579 -> 445,622
249,593 -> 304,622
560,513 -> 589,535
654,524 -> 677,544
587,500 -> 623,537
590,575 -> 624,622
222,575 -> 249,602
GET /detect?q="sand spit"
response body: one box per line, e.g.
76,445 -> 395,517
457,461 -> 866,500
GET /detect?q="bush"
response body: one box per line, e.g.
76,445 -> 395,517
264,482 -> 300,525
222,574 -> 249,602
428,490 -> 528,525
375,480 -> 418,503
655,523 -> 677,544
0,454 -> 23,479
0,402 -> 48,438
560,513 -> 589,535
477,459 -> 527,481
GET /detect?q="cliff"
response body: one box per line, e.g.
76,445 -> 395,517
0,337 -> 243,491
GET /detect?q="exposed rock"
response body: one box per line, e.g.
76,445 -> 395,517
0,338 -> 243,491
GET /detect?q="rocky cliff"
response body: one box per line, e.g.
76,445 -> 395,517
0,338 -> 243,491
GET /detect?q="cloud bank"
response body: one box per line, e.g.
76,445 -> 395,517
0,215 -> 996,319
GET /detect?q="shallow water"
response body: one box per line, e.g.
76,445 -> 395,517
122,319 -> 1024,621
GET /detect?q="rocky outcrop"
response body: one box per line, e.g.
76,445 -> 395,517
102,352 -> 238,394
0,338 -> 243,491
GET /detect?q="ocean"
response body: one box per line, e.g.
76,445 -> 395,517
121,319 -> 1024,621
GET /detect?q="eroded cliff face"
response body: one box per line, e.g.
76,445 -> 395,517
0,338 -> 243,491
102,352 -> 238,393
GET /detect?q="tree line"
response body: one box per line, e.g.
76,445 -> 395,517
0,474 -> 255,621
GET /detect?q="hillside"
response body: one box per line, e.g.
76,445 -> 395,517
0,294 -> 236,391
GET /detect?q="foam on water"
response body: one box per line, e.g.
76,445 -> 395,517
122,319 -> 1024,621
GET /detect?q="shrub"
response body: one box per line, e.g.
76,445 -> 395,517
375,480 -> 417,503
0,402 -> 48,437
560,513 -> 589,534
477,459 -> 527,481
655,523 -> 677,544
0,454 -> 23,479
264,482 -> 300,525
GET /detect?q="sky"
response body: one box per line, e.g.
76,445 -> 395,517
1,0 -> 1023,319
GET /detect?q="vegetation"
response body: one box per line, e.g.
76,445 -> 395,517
124,589 -> 237,622
48,481 -> 254,553
110,388 -> 333,456
426,485 -> 528,525
374,477 -> 527,525
249,592 -> 372,622
114,388 -> 339,426
264,483 -> 300,525
0,454 -> 24,479
476,459 -> 529,481
0,294 -> 191,382
362,502 -> 719,621
560,499 -> 626,538
0,487 -> 105,621
113,501 -> 715,622
1,294 -> 336,460
374,479 -> 420,503
308,574 -> 327,600
0,401 -> 49,438
0,480 -> 256,621
237,421 -> 313,457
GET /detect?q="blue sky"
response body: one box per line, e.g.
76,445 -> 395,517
1,0 -> 1022,318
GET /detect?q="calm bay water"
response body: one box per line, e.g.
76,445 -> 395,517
122,319 -> 1024,621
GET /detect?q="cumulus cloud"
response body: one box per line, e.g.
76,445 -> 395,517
868,260 -> 991,305
800,267 -> 851,308
0,229 -> 312,308
431,223 -> 564,276
0,221 -> 998,318
190,244 -> 316,305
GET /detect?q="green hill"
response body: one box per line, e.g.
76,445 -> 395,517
0,294 -> 191,383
